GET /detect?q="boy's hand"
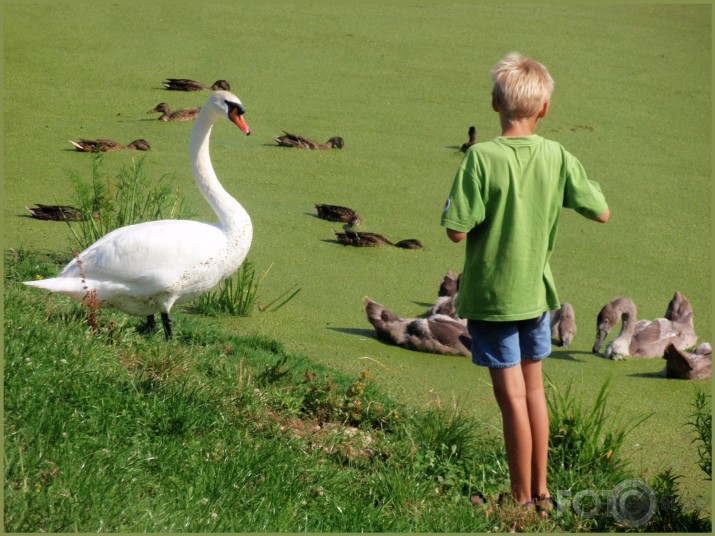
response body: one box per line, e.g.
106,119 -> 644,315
447,228 -> 467,243
594,208 -> 610,223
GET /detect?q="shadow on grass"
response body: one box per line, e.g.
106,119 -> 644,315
627,370 -> 668,380
329,326 -> 376,338
548,349 -> 590,362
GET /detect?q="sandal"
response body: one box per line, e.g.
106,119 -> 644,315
469,490 -> 487,506
497,492 -> 537,511
533,494 -> 558,515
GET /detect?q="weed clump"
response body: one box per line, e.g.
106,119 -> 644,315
687,389 -> 712,479
65,154 -> 194,251
192,260 -> 301,317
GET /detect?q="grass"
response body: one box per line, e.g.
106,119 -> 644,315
191,260 -> 301,317
4,253 -> 711,532
547,379 -> 649,484
3,1 -> 712,522
65,155 -> 194,251
688,390 -> 712,480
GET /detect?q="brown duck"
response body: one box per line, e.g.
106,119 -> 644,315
315,204 -> 361,226
162,78 -> 230,91
274,131 -> 344,149
460,126 -> 477,152
333,228 -> 421,249
69,139 -> 151,152
148,102 -> 200,122
26,204 -> 83,222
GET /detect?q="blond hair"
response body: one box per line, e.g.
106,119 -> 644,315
491,52 -> 554,119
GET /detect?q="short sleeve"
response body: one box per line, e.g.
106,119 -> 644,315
441,150 -> 486,232
562,153 -> 608,219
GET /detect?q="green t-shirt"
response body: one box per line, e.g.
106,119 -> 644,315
441,135 -> 608,321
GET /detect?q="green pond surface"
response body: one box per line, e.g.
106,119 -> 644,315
4,2 -> 711,510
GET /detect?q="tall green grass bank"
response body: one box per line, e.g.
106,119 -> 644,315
4,2 -> 711,528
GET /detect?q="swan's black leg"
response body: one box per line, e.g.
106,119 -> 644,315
138,314 -> 156,334
161,312 -> 173,340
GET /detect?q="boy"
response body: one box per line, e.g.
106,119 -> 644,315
441,52 -> 610,510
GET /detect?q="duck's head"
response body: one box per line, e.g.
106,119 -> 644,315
149,103 -> 170,114
211,80 -> 231,91
128,139 -> 151,151
394,239 -> 423,249
203,90 -> 251,135
327,136 -> 344,149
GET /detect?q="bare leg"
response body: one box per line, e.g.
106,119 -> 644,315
489,364 -> 532,504
521,359 -> 549,499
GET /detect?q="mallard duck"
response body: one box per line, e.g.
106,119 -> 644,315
26,204 -> 83,222
274,131 -> 344,149
69,139 -> 151,152
363,296 -> 471,356
27,91 -> 252,339
663,342 -> 712,380
592,293 -> 697,359
314,204 -> 361,226
460,126 -> 477,152
333,229 -> 422,249
148,102 -> 200,122
550,302 -> 576,347
162,78 -> 230,91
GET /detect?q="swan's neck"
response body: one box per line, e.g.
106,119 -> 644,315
615,300 -> 638,336
190,113 -> 251,235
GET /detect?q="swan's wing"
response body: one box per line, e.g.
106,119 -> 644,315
632,318 -> 697,357
427,316 -> 471,347
60,220 -> 226,285
406,316 -> 471,356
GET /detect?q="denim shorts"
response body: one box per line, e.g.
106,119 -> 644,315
467,311 -> 551,368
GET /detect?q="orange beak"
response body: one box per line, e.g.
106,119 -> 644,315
228,107 -> 251,135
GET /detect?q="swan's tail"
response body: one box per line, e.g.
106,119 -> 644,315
24,277 -> 91,302
363,296 -> 407,344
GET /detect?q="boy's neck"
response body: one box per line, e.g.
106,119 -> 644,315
499,115 -> 540,137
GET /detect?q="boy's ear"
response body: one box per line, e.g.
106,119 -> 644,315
491,95 -> 499,112
538,101 -> 550,118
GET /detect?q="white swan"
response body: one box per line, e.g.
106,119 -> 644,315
24,90 -> 252,338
